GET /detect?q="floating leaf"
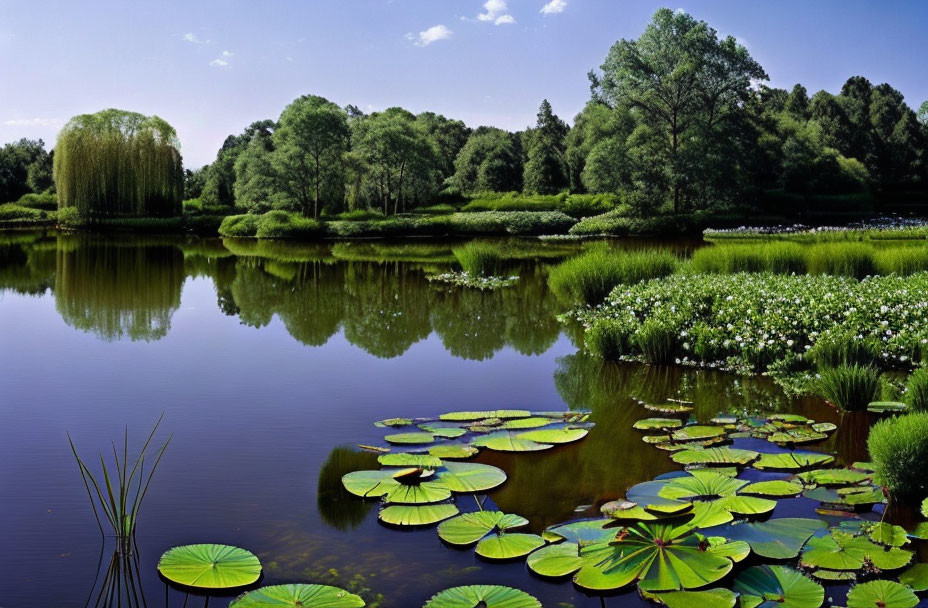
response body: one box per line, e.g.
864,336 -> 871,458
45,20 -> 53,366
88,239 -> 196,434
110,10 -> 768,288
768,429 -> 827,445
341,470 -> 397,498
732,565 -> 824,608
645,589 -> 737,608
845,580 -> 919,608
516,428 -> 588,444
644,403 -> 693,414
811,569 -> 856,582
626,480 -> 693,515
867,401 -> 908,414
384,432 -> 435,445
418,425 -> 467,439
753,452 -> 834,471
671,425 -> 727,442
439,410 -> 530,422
657,471 -> 746,502
476,532 -> 545,560
375,418 -> 411,428
726,518 -> 827,559
377,453 -> 442,468
428,444 -> 478,460
423,585 -> 540,608
229,584 -> 365,608
769,414 -> 811,424
671,447 -> 759,467
158,544 -> 261,589
379,504 -> 458,526
435,462 -> 506,493
741,480 -> 803,497
384,480 -> 451,505
922,497 -> 928,518
797,468 -> 870,487
498,417 -> 555,430
634,418 -> 684,431
643,434 -> 672,444
811,422 -> 837,433
437,511 -> 527,545
541,519 -> 615,544
711,416 -> 740,425
800,531 -> 911,572
867,522 -> 909,548
526,542 -> 585,578
471,432 -> 552,452
898,563 -> 928,593
852,461 -> 876,472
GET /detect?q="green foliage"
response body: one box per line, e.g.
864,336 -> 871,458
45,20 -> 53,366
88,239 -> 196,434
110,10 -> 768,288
0,138 -> 50,203
805,243 -> 876,278
585,318 -> 634,359
15,192 -> 57,210
218,214 -> 260,237
453,242 -> 502,276
254,210 -> 323,239
905,368 -> 928,413
0,203 -> 51,222
548,248 -> 678,306
635,318 -> 681,365
569,209 -> 708,237
454,127 -> 523,194
54,109 -> 184,218
868,412 -> 928,501
523,100 -> 569,195
461,192 -> 619,218
816,364 -> 881,411
807,330 -> 882,370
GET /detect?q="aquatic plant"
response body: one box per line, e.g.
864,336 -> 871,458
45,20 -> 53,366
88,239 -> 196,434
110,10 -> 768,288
67,415 -> 171,544
452,241 -> 502,276
423,585 -> 540,608
437,511 -> 543,559
905,368 -> 928,412
229,584 -> 365,607
157,544 -> 262,589
547,247 -> 678,306
816,364 -> 881,412
732,565 -> 824,608
807,330 -> 882,370
868,412 -> 928,501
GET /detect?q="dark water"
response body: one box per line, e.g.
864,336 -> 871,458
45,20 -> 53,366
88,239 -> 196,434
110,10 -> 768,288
0,232 -> 920,607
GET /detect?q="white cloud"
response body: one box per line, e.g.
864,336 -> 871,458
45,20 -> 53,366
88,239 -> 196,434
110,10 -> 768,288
477,0 -> 515,25
221,50 -> 233,57
183,32 -> 210,44
406,24 -> 452,47
540,0 -> 567,15
3,118 -> 61,127
209,50 -> 233,67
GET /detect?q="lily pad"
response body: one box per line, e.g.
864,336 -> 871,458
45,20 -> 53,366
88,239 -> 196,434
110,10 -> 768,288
498,417 -> 555,430
769,414 -> 812,424
384,432 -> 435,445
633,418 -> 684,431
726,518 -> 827,559
375,418 -> 411,428
899,563 -> 928,593
741,480 -> 804,497
428,444 -> 479,460
800,531 -> 911,572
671,447 -> 759,467
922,497 -> 928,518
526,542 -> 586,578
418,425 -> 467,439
811,422 -> 837,433
228,584 -> 365,607
435,462 -> 506,493
423,585 -> 540,608
644,403 -> 694,414
671,425 -> 727,442
797,468 -> 870,487
626,480 -> 694,515
437,511 -> 527,545
643,588 -> 737,608
516,428 -> 588,444
541,519 -> 615,544
341,469 -> 397,498
476,532 -> 545,560
866,522 -> 909,548
753,452 -> 835,471
768,429 -> 827,445
378,504 -> 458,526
732,565 -> 824,608
377,453 -> 443,468
158,544 -> 262,589
845,580 -> 919,608
439,410 -> 531,422
382,479 -> 452,505
867,401 -> 908,414
471,432 -> 552,452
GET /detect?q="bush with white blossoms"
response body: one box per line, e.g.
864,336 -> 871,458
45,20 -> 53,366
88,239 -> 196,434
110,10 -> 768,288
574,272 -> 928,391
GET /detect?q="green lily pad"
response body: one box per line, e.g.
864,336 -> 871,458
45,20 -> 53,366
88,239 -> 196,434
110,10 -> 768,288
377,453 -> 443,468
811,422 -> 837,433
671,447 -> 759,467
753,452 -> 835,471
741,480 -> 804,497
811,569 -> 856,582
437,511 -> 527,545
541,519 -> 615,543
341,469 -> 397,498
797,468 -> 871,486
643,588 -> 737,608
418,425 -> 467,439
383,480 -> 452,505
801,531 -> 912,572
516,427 -> 588,444
733,565 -> 824,608
572,522 -> 736,592
768,429 -> 828,445
228,584 -> 365,608
769,414 -> 812,424
644,403 -> 694,414
427,444 -> 479,459
899,563 -> 928,592
498,417 -> 555,430
627,480 -> 694,515
435,462 -> 506,493
158,544 -> 262,589
476,532 -> 545,560
846,580 -> 919,608
643,434 -> 672,444
634,418 -> 684,431
852,461 -> 876,471
867,401 -> 908,414
375,418 -> 411,427
726,518 -> 827,559
379,504 -> 458,526
657,471 -> 746,501
867,522 -> 909,548
471,431 -> 552,452
526,542 -> 585,578
439,410 -> 531,422
384,432 -> 435,445
671,425 -> 727,442
715,494 -> 777,516
423,585 -> 540,608
922,497 -> 928,518
908,522 -> 928,539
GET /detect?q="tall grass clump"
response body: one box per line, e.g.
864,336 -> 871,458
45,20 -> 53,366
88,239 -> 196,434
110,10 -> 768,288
816,364 -> 881,411
255,210 -> 323,239
218,214 -> 260,237
548,248 -> 678,306
635,318 -> 680,365
585,318 -> 634,360
67,415 -> 171,546
806,243 -> 876,278
54,109 -> 184,218
905,368 -> 928,413
688,242 -> 806,274
808,330 -> 882,370
453,241 -> 502,276
874,247 -> 928,276
868,412 -> 928,501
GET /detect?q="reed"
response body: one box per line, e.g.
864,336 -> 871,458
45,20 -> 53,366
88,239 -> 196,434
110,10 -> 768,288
548,248 -> 678,306
816,364 -> 881,412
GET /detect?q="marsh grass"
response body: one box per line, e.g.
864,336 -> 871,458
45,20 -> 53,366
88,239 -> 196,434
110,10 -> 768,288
817,364 -> 881,412
808,330 -> 882,370
868,412 -> 928,501
905,368 -> 928,413
874,247 -> 928,275
67,415 -> 171,544
453,241 -> 502,276
548,248 -> 678,306
635,318 -> 680,365
806,243 -> 877,278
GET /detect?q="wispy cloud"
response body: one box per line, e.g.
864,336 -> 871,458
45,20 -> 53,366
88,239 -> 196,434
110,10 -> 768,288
209,50 -> 233,67
540,0 -> 567,15
406,24 -> 452,47
4,117 -> 61,127
183,32 -> 210,44
477,0 -> 516,25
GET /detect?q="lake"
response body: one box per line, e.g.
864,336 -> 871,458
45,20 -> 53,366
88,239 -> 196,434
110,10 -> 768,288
0,232 -> 915,607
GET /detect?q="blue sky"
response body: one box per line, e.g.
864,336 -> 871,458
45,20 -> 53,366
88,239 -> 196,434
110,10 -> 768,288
1,0 -> 926,167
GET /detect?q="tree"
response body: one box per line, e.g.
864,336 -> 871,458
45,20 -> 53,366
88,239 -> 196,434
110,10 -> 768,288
272,95 -> 350,218
918,101 -> 928,127
523,99 -> 569,194
785,84 -> 810,120
234,131 -> 281,212
201,120 -> 275,208
0,138 -> 50,202
184,166 -> 207,199
54,109 -> 183,217
453,127 -> 523,194
415,112 -> 470,181
566,102 -> 633,192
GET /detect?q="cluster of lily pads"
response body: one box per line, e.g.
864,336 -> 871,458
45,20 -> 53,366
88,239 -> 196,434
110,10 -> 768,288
426,271 -> 520,290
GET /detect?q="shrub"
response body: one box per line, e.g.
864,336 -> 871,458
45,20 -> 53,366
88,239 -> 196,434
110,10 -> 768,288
569,210 -> 707,237
453,242 -> 502,276
56,206 -> 83,226
808,330 -> 882,370
585,318 -> 635,360
905,368 -> 928,413
333,208 -> 385,221
218,214 -> 260,237
15,192 -> 57,210
635,318 -> 681,365
562,194 -> 621,218
0,204 -> 45,221
806,243 -> 876,278
426,211 -> 575,236
548,248 -> 678,306
816,364 -> 881,411
868,412 -> 928,501
255,210 -> 323,239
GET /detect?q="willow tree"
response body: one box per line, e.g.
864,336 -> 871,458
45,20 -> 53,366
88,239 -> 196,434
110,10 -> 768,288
54,109 -> 184,218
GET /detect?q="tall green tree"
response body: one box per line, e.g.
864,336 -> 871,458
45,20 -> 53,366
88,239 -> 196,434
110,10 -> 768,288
272,95 -> 349,218
0,138 -> 50,202
523,99 -> 569,194
201,120 -> 275,208
453,127 -> 523,194
234,130 -> 280,212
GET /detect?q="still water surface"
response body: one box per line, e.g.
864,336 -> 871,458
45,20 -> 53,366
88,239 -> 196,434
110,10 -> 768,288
0,233 -> 894,607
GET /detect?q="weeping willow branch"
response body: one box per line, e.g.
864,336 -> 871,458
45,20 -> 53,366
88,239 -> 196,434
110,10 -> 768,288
54,109 -> 184,219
